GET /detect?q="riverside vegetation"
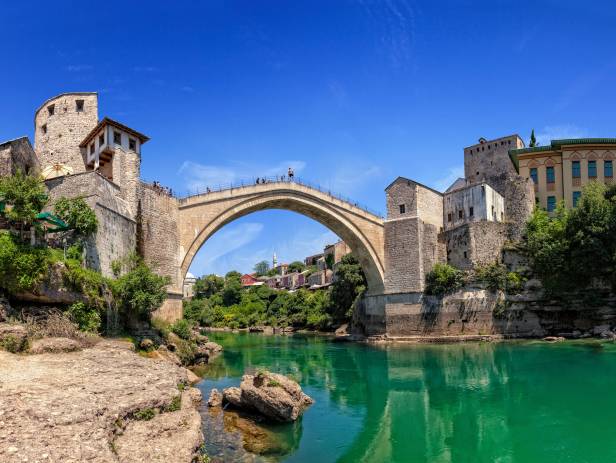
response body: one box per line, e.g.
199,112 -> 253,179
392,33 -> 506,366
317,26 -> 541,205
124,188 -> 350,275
181,254 -> 367,332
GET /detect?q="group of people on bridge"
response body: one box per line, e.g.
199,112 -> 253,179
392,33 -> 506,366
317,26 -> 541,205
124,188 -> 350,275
255,167 -> 295,185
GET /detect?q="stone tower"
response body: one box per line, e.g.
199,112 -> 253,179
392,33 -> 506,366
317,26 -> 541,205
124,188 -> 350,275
34,92 -> 98,176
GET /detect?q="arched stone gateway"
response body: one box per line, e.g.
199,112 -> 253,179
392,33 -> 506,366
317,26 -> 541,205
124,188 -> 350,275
176,181 -> 385,295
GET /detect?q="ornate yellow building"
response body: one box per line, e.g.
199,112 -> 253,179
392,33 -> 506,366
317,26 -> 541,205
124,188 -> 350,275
511,139 -> 616,210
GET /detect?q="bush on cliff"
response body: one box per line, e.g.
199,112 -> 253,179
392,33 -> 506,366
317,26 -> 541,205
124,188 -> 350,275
425,263 -> 465,296
111,257 -> 170,321
0,231 -> 50,293
475,263 -> 525,294
67,301 -> 101,333
328,254 -> 366,322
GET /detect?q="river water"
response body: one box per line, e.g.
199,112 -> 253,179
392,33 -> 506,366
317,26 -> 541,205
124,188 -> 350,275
196,332 -> 616,462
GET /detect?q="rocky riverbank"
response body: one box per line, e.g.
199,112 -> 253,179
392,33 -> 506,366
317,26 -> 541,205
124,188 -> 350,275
0,339 -> 204,462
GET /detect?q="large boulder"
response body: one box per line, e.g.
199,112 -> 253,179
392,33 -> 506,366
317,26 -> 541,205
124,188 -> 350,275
208,388 -> 223,407
29,337 -> 82,354
222,371 -> 313,422
194,341 -> 223,365
0,323 -> 28,352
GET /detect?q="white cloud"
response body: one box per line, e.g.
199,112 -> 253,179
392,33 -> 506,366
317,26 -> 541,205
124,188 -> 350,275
178,160 -> 306,194
535,125 -> 589,146
430,165 -> 465,192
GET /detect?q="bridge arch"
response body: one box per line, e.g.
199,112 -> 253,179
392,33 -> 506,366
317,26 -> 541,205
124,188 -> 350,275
177,182 -> 385,294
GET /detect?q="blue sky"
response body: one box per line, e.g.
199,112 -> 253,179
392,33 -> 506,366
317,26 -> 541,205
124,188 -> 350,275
2,1 -> 615,276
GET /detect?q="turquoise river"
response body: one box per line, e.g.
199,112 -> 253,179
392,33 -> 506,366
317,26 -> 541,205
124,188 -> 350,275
197,332 -> 616,463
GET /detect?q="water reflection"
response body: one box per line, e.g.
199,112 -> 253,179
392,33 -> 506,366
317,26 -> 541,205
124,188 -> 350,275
198,333 -> 616,463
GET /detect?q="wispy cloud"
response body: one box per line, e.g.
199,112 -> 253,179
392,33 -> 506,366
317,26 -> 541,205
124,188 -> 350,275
326,163 -> 382,196
177,160 -> 306,193
180,85 -> 195,93
189,222 -> 264,275
430,165 -> 465,192
357,0 -> 416,68
65,64 -> 93,72
535,125 -> 588,146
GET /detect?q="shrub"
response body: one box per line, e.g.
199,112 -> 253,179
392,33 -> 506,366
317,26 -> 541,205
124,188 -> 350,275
63,259 -> 107,308
476,263 -> 526,294
171,319 -> 192,340
67,302 -> 101,333
110,257 -> 170,320
0,231 -> 50,293
425,263 -> 465,296
133,408 -> 156,421
0,335 -> 24,353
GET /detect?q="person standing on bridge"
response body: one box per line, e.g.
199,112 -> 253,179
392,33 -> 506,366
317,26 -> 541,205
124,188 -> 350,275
288,167 -> 294,181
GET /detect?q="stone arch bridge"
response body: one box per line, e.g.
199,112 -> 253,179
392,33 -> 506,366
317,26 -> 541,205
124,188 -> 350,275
175,180 -> 385,294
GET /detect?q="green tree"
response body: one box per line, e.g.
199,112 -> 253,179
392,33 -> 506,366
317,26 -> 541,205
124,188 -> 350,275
53,197 -> 98,238
111,258 -> 170,320
288,260 -> 306,273
329,254 -> 366,321
0,170 -> 47,229
253,260 -> 270,276
193,274 -> 224,299
529,129 -> 537,147
0,231 -> 50,293
222,270 -> 242,306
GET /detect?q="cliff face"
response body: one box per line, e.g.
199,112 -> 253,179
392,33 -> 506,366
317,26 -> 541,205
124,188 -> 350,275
356,286 -> 616,339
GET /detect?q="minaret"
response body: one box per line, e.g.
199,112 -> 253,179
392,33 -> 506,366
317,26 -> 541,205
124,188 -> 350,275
272,252 -> 278,269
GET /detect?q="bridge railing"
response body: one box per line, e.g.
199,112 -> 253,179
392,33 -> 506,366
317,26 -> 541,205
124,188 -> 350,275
175,176 -> 384,218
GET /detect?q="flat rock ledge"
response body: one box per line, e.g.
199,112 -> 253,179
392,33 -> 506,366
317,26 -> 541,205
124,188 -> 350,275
221,371 -> 314,422
0,339 -> 204,463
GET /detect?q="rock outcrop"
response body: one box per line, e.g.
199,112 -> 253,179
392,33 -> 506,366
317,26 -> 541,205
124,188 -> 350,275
0,323 -> 28,352
0,339 -> 203,462
29,336 -> 82,354
222,371 -> 314,422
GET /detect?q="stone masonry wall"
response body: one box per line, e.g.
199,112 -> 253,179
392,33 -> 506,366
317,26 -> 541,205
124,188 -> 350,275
384,217 -> 423,293
0,137 -> 40,177
45,172 -> 136,276
137,183 -> 181,290
444,221 -> 507,270
34,93 -> 98,175
138,182 -> 182,322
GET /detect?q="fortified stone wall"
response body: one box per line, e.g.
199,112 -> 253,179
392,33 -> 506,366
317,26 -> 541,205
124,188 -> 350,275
443,221 -> 507,269
137,183 -> 182,321
464,135 -> 523,184
384,217 -> 423,293
113,147 -> 141,220
45,172 -> 136,276
34,93 -> 98,175
0,137 -> 40,177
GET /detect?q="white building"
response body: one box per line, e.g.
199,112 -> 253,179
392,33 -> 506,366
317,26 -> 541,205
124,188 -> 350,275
443,181 -> 505,231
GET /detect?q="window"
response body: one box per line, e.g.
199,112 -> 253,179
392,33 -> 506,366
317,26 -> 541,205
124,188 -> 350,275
41,124 -> 47,134
48,104 -> 55,116
113,131 -> 121,144
573,191 -> 582,207
90,143 -> 94,154
547,196 -> 556,212
605,160 -> 613,178
75,99 -> 84,112
458,210 -> 463,219
469,206 -> 474,217
546,166 -> 555,183
588,160 -> 597,178
129,138 -> 136,151
463,251 -> 467,258
447,213 -> 452,222
399,204 -> 405,214
572,161 -> 581,178
530,168 -> 538,184
99,134 -> 104,146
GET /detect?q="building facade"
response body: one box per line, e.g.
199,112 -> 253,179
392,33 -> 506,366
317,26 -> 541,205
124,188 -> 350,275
512,139 -> 616,210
